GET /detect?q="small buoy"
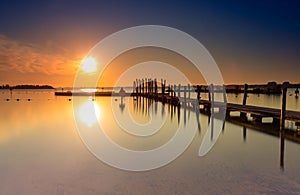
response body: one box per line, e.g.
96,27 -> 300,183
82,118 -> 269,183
115,99 -> 118,101
92,98 -> 95,101
16,99 -> 19,101
68,98 -> 71,101
6,99 -> 9,101
28,99 -> 31,101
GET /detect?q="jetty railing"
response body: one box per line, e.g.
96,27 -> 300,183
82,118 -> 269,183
132,78 -> 300,131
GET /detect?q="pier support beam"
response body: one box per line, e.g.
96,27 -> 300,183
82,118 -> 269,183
280,84 -> 287,170
197,85 -> 201,100
184,86 -> 187,105
240,84 -> 248,119
209,84 -> 214,115
280,86 -> 287,130
187,84 -> 190,100
223,85 -> 227,104
174,85 -> 177,97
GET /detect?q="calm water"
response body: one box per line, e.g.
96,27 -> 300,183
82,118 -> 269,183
1,89 -> 300,194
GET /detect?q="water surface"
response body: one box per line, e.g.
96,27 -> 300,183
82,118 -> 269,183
1,90 -> 300,194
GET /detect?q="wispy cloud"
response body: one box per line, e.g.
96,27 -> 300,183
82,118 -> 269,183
0,34 -> 82,75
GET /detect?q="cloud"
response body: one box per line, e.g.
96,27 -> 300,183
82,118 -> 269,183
0,34 -> 82,75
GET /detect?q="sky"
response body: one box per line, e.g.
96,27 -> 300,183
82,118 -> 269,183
0,0 -> 299,87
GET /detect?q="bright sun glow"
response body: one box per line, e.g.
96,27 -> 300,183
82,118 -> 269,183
81,56 -> 97,73
81,88 -> 97,93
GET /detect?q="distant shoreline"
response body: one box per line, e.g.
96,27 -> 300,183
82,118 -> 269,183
1,81 -> 300,92
0,85 -> 54,90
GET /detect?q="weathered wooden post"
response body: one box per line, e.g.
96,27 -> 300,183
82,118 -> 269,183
151,79 -> 154,94
184,86 -> 187,104
197,85 -> 201,100
147,79 -> 150,94
148,79 -> 151,94
133,81 -> 136,94
150,79 -> 152,94
208,86 -> 211,102
144,78 -> 146,94
242,84 -> 248,105
178,84 -> 181,98
154,79 -> 158,95
174,85 -> 177,97
136,79 -> 138,94
209,84 -> 215,140
142,79 -> 144,94
221,85 -> 228,117
280,85 -> 287,130
161,79 -> 164,94
139,79 -> 142,94
187,84 -> 191,100
240,84 -> 248,118
136,79 -> 139,94
280,83 -> 287,170
223,85 -> 227,104
210,84 -> 214,115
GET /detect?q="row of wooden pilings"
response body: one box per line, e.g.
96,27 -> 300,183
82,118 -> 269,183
133,78 -> 205,106
132,78 -> 224,114
133,79 -> 299,129
133,78 -> 207,98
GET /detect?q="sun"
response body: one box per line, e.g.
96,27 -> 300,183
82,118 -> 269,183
81,56 -> 97,73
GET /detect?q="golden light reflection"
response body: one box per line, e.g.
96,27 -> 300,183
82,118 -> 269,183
81,88 -> 97,92
78,100 -> 101,127
81,56 -> 97,73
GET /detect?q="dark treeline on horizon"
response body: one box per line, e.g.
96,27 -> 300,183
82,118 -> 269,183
0,84 -> 54,89
1,81 -> 299,91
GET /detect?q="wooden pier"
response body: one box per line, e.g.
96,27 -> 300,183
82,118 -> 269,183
131,79 -> 300,130
54,79 -> 300,130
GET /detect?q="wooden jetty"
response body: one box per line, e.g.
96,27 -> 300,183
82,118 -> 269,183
55,87 -> 132,97
55,91 -> 132,97
131,79 -> 300,131
54,79 -> 300,130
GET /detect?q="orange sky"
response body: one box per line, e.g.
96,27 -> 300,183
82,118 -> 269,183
0,33 -> 299,88
1,1 -> 300,87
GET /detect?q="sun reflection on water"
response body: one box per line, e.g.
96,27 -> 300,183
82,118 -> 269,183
77,100 -> 101,127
